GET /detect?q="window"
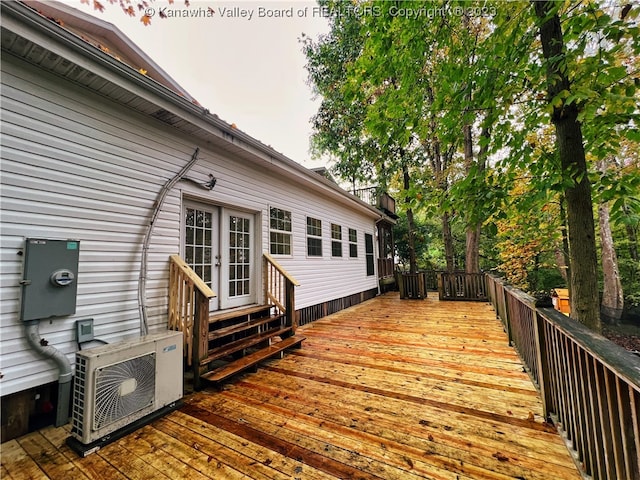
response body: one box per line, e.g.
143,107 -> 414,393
331,224 -> 342,257
269,207 -> 292,255
307,216 -> 322,257
365,233 -> 375,276
349,228 -> 358,258
185,207 -> 213,286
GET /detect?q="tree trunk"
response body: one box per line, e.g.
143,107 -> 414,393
463,124 -> 481,274
599,201 -> 624,324
554,248 -> 569,283
403,164 -> 418,274
623,203 -> 639,263
465,225 -> 481,274
559,196 -> 571,288
442,211 -> 455,273
534,1 -> 601,332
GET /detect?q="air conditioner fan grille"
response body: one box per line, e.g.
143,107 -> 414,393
93,352 -> 156,431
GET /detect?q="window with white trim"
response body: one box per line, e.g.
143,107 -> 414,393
269,207 -> 292,255
307,217 -> 322,257
349,228 -> 358,258
331,223 -> 342,257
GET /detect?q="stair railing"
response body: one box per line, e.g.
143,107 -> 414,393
263,253 -> 300,337
168,254 -> 216,367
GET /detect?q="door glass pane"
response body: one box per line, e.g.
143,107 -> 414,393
185,207 -> 213,286
229,214 -> 251,297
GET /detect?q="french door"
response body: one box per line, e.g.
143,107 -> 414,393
183,202 -> 256,311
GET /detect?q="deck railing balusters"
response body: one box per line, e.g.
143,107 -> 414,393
263,253 -> 299,337
485,273 -> 640,480
168,255 -> 216,376
437,272 -> 487,301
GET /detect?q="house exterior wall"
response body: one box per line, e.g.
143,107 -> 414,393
0,53 -> 380,397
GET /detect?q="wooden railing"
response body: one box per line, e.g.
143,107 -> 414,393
398,272 -> 427,299
438,271 -> 487,301
486,274 -> 640,480
352,187 -> 396,216
168,254 -> 216,366
263,253 -> 299,337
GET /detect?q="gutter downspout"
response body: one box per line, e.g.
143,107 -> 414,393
138,147 -> 200,335
24,320 -> 73,427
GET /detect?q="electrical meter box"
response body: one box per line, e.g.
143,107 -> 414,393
20,238 -> 80,322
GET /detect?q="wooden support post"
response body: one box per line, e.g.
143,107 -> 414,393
533,309 -> 552,420
502,285 -> 512,345
192,292 -> 209,391
285,281 -> 297,337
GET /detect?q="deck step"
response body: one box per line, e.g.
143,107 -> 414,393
208,314 -> 284,341
201,336 -> 305,383
209,305 -> 273,325
200,326 -> 293,365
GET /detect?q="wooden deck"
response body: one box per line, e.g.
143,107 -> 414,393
1,292 -> 581,479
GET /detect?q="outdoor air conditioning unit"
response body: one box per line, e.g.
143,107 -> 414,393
68,330 -> 183,454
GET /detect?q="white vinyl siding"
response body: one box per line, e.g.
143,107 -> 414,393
1,57 -> 184,395
0,51 -> 379,397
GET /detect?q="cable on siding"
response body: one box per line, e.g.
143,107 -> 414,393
138,147 -> 200,335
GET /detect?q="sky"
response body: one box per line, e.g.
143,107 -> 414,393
61,0 -> 331,168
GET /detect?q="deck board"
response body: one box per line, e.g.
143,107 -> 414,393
1,292 -> 581,479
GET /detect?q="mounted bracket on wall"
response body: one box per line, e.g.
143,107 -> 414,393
184,173 -> 217,191
75,319 -> 108,350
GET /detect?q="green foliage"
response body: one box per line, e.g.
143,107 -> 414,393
303,0 -> 639,302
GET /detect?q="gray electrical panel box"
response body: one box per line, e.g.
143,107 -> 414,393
20,238 -> 80,322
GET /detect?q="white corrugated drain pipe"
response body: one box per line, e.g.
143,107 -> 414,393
138,147 -> 200,335
24,320 -> 73,427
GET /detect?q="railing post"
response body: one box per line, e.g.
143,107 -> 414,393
192,291 -> 209,391
284,280 -> 296,338
533,308 -> 552,420
502,285 -> 513,345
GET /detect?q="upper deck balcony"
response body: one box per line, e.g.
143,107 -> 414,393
353,186 -> 397,219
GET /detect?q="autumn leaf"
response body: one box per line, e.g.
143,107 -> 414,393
124,6 -> 135,16
80,0 -> 89,4
93,0 -> 105,12
140,14 -> 151,25
184,0 -> 190,7
138,68 -> 147,75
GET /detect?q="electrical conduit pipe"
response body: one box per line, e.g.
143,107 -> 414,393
24,320 -> 73,427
